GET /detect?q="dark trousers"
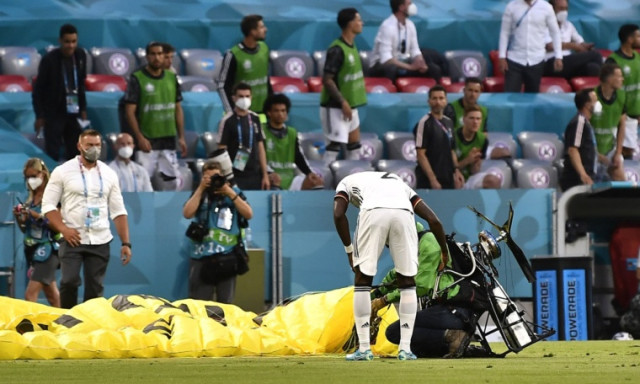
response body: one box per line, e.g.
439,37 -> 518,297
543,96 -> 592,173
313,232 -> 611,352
504,59 -> 545,93
59,242 -> 110,309
543,51 -> 603,79
369,49 -> 447,82
386,304 -> 471,358
43,114 -> 81,161
188,258 -> 236,303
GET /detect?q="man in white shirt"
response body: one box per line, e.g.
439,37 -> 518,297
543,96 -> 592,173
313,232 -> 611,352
109,133 -> 154,192
42,129 -> 131,308
543,0 -> 602,79
370,0 -> 443,82
333,171 -> 449,361
498,0 -> 563,92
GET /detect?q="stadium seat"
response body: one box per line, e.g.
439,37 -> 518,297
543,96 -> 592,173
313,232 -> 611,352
0,46 -> 41,80
384,131 -> 416,161
136,47 -> 182,74
329,160 -> 374,187
312,50 -> 326,77
85,74 -> 126,92
183,130 -> 200,159
180,49 -> 223,79
46,45 -> 93,74
359,132 -> 383,163
270,50 -> 315,80
375,159 -> 417,188
440,77 -> 452,87
598,49 -> 612,62
177,75 -> 216,92
624,160 -> 640,182
0,75 -> 31,92
445,82 -> 465,93
307,76 -> 323,93
270,76 -> 308,93
364,77 -> 397,93
570,76 -> 599,92
91,47 -> 136,77
201,131 -> 217,157
540,77 -> 572,93
553,158 -> 564,179
395,77 -> 436,93
479,159 -> 513,189
298,131 -> 326,161
510,159 -> 558,189
359,51 -> 373,76
307,160 -> 334,190
444,50 -> 488,82
488,50 -> 502,77
486,132 -> 518,158
483,76 -> 504,92
517,131 -> 564,162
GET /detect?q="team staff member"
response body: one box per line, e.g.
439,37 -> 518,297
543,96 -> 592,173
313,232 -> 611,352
320,8 -> 367,164
443,77 -> 488,131
42,129 -> 131,309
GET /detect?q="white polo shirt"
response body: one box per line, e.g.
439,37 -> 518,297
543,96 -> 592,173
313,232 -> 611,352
498,0 -> 563,66
109,158 -> 154,192
335,171 -> 417,211
372,14 -> 422,66
42,156 -> 127,245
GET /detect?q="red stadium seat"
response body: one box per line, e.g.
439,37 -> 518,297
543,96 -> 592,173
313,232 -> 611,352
599,49 -> 612,61
440,77 -> 452,87
270,76 -> 309,93
540,77 -> 572,93
395,77 -> 436,93
570,76 -> 599,92
483,76 -> 504,92
364,77 -> 397,93
0,75 -> 31,92
307,76 -> 323,93
444,82 -> 465,93
489,50 -> 503,77
85,74 -> 126,92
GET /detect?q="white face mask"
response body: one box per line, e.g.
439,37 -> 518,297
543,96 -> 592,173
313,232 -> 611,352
235,97 -> 252,111
407,3 -> 418,17
27,177 -> 43,190
593,100 -> 603,115
82,146 -> 101,163
556,10 -> 568,24
118,146 -> 134,159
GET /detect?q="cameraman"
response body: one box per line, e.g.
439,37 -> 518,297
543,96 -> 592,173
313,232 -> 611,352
183,159 -> 253,303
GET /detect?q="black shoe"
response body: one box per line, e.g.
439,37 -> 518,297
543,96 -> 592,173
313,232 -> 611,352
443,329 -> 472,358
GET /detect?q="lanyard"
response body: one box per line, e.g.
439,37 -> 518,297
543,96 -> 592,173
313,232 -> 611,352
78,156 -> 103,199
237,115 -> 254,150
63,56 -> 78,94
431,114 -> 452,140
397,22 -> 408,54
116,160 -> 138,192
515,0 -> 537,29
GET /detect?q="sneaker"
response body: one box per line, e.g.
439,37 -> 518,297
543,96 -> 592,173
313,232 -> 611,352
346,349 -> 374,361
443,329 -> 472,358
397,350 -> 417,360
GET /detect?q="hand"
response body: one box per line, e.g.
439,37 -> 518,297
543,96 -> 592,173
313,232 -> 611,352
470,148 -> 482,162
438,251 -> 449,272
411,56 -> 428,73
430,178 -> 442,190
120,245 -> 132,266
580,173 -> 594,186
598,153 -> 610,166
371,297 -> 387,316
261,173 -> 271,190
62,227 -> 81,247
34,118 -> 45,136
612,153 -> 623,168
347,252 -> 354,272
341,100 -> 353,121
454,169 -> 465,189
178,137 -> 187,157
498,58 -> 508,74
268,172 -> 282,188
137,135 -> 152,152
553,58 -> 563,72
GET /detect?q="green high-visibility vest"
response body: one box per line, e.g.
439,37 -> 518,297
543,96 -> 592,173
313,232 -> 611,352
263,125 -> 298,190
132,70 -> 178,139
231,41 -> 269,113
454,128 -> 487,180
320,39 -> 367,108
609,51 -> 640,116
451,99 -> 488,131
591,86 -> 626,155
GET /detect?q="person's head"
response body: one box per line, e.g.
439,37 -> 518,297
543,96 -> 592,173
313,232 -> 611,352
241,15 -> 267,41
600,63 -> 624,90
463,105 -> 483,133
77,129 -> 102,163
574,88 -> 596,113
145,41 -> 164,71
428,85 -> 448,113
232,82 -> 252,111
114,133 -> 135,160
23,158 -> 50,194
463,77 -> 483,105
618,24 -> 640,48
202,159 -> 222,176
58,24 -> 78,57
161,43 -> 176,71
264,93 -> 291,127
390,0 -> 417,17
337,8 -> 363,34
549,0 -> 569,13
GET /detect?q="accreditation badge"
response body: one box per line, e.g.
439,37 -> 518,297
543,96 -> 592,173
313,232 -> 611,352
233,148 -> 251,171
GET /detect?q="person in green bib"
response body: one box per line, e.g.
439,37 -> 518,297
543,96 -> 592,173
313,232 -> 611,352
124,41 -> 186,190
591,63 -> 626,181
606,24 -> 640,159
263,93 -> 324,190
320,8 -> 367,164
218,14 -> 272,114
443,77 -> 488,132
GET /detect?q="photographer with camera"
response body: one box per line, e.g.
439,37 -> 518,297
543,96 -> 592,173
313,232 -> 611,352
183,157 -> 253,303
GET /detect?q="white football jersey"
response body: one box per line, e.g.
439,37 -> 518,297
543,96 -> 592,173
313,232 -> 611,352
335,171 -> 418,211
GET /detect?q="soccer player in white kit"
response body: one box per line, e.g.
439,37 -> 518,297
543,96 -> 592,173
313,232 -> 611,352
334,171 -> 449,360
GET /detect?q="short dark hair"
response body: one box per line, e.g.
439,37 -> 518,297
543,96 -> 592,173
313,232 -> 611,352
574,88 -> 593,110
599,63 -> 621,83
337,8 -> 359,30
464,77 -> 483,88
161,43 -> 175,54
233,82 -> 252,95
618,24 -> 640,44
428,84 -> 447,98
390,0 -> 405,13
464,104 -> 483,116
145,41 -> 163,55
59,24 -> 77,38
79,128 -> 101,141
241,15 -> 263,37
264,93 -> 291,113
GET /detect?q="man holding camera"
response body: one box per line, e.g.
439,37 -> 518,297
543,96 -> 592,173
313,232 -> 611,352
183,159 -> 253,303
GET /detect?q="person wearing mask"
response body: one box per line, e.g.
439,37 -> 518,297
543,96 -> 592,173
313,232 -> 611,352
108,133 -> 154,192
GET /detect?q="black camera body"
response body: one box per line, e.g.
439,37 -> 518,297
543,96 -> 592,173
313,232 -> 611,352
186,222 -> 209,242
209,174 -> 226,191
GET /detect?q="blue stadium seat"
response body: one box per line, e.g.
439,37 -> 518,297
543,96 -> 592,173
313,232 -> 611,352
511,159 -> 558,189
517,131 -> 564,162
375,159 -> 417,188
180,49 -> 223,79
298,131 -> 326,162
487,132 -> 518,158
359,132 -> 383,163
0,46 -> 41,80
